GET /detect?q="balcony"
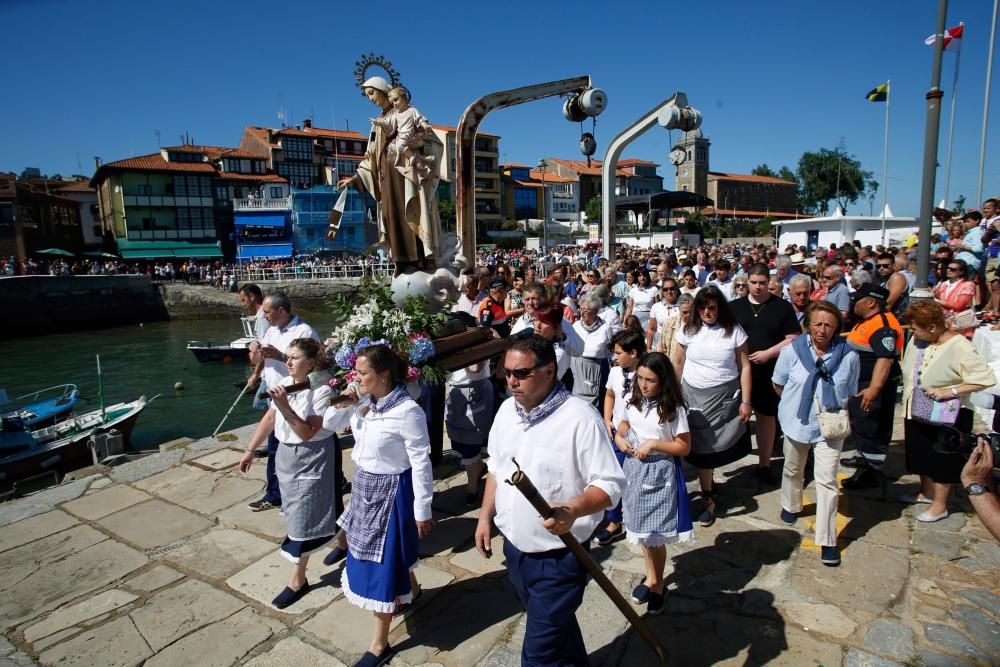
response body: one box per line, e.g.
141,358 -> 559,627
232,197 -> 291,211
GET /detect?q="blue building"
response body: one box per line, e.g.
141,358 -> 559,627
232,185 -> 293,262
291,185 -> 374,256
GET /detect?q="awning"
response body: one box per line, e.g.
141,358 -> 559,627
234,214 -> 288,228
120,248 -> 223,259
615,191 -> 714,212
236,243 -> 293,260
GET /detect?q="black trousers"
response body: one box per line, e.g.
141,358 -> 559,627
847,378 -> 900,470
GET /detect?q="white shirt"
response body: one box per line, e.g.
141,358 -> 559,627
598,307 -> 623,335
447,363 -> 491,386
274,377 -> 333,443
488,395 -> 625,552
453,291 -> 487,318
628,286 -> 658,313
675,323 -> 748,389
625,401 -> 689,444
252,307 -> 268,341
707,279 -> 734,301
511,314 -> 585,357
648,301 -> 678,349
573,319 -> 615,359
345,398 -> 434,522
606,366 -> 634,426
260,316 -> 321,388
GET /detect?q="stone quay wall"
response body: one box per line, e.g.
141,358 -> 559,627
0,275 -> 169,340
0,277 -> 359,339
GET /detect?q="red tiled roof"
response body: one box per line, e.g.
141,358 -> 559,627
545,158 -> 626,177
54,179 -> 95,193
275,126 -> 366,140
98,153 -> 216,174
511,180 -> 544,189
529,170 -> 575,184
162,145 -> 264,161
708,172 -> 797,185
216,173 -> 287,183
699,207 -> 803,219
431,124 -> 500,139
618,158 -> 659,167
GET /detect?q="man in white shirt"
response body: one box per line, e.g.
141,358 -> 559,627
510,282 -> 585,356
239,283 -> 269,343
246,292 -> 321,512
475,335 -> 624,667
707,258 -> 735,300
452,272 -> 487,320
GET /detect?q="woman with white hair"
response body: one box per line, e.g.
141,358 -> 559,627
572,292 -> 615,408
590,284 -> 623,334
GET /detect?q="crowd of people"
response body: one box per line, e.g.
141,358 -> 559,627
222,205 -> 1000,666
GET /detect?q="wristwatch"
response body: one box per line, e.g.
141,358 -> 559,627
951,386 -> 959,396
966,482 -> 989,496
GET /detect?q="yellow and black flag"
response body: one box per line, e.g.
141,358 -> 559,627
866,82 -> 889,102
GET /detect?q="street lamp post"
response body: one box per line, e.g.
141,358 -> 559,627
537,159 -> 549,253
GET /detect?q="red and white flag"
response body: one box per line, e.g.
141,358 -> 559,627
926,22 -> 964,51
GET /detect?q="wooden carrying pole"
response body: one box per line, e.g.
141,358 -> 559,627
504,460 -> 670,664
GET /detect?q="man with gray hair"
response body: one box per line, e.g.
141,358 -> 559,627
850,269 -> 873,291
821,264 -> 850,318
246,292 -> 320,512
788,274 -> 812,324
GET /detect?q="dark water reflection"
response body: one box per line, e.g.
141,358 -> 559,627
2,312 -> 340,450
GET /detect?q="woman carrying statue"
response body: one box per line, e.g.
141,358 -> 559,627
338,77 -> 444,274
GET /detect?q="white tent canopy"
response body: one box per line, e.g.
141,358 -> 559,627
772,206 -> 917,250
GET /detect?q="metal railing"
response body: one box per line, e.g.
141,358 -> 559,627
232,197 -> 292,211
233,263 -> 395,283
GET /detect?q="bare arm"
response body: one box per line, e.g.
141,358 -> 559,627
634,432 -> 691,459
543,485 -> 613,535
885,273 -> 907,310
624,297 -> 634,322
475,473 -> 498,558
737,343 -> 753,422
646,316 -> 658,351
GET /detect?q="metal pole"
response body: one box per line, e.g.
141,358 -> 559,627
943,39 -> 962,206
455,76 -> 592,265
881,81 -> 891,245
978,1 -> 999,206
915,0 -> 950,294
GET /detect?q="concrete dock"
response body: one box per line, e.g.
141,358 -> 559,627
0,423 -> 997,666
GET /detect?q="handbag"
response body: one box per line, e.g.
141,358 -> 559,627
949,308 -> 978,330
909,347 -> 962,425
814,395 -> 851,441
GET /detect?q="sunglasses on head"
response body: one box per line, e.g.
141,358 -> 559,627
504,360 -> 547,380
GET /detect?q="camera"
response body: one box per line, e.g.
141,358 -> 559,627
933,392 -> 1000,467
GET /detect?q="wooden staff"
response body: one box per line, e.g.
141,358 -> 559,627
504,458 -> 669,664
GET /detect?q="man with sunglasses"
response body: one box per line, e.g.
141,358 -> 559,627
873,252 -> 909,318
842,284 -> 904,489
476,335 -> 624,667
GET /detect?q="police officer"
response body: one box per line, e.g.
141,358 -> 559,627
843,284 -> 904,489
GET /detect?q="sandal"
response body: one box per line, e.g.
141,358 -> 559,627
698,489 -> 717,527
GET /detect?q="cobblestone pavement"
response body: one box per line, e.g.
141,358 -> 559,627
0,417 -> 997,667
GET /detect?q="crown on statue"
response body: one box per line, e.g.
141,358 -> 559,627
353,53 -> 402,95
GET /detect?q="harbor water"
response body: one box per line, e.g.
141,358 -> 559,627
2,313 -> 340,451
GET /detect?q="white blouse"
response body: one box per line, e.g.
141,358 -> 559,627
573,319 -> 615,359
675,323 -> 748,389
274,377 -> 334,444
628,286 -> 658,312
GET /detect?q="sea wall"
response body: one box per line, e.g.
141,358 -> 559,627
0,275 -> 169,339
0,276 -> 359,339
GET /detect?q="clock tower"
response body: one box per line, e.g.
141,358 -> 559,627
672,128 -> 710,196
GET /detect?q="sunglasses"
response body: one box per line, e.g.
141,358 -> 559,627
504,360 -> 547,380
877,263 -> 892,268
947,266 -> 961,271
663,287 -> 677,292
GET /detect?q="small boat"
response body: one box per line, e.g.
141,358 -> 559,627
0,397 -> 154,486
1,384 -> 80,429
188,316 -> 256,363
0,356 -> 153,490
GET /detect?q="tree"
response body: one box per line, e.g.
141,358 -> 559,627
437,199 -> 456,232
584,195 -> 602,224
777,166 -> 797,183
752,164 -> 777,177
796,142 -> 878,215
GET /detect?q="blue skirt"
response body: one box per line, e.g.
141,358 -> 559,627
341,468 -> 419,613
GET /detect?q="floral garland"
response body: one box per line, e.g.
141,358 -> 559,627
323,281 -> 448,388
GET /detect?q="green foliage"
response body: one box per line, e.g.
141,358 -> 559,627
438,199 -> 456,231
752,164 -> 777,177
420,364 -> 446,386
585,195 -> 603,224
777,166 -> 797,183
500,220 -> 521,231
796,142 -> 877,215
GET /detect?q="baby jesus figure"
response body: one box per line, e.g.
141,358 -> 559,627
370,85 -> 434,180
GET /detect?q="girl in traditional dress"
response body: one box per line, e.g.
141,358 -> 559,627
336,344 -> 434,667
238,338 -> 339,610
615,352 -> 693,616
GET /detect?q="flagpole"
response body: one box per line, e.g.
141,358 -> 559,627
943,23 -> 963,207
979,1 -> 999,206
881,80 -> 891,245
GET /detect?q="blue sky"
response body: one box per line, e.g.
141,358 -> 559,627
2,0 -> 998,217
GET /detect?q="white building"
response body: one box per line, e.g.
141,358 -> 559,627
772,206 -> 917,250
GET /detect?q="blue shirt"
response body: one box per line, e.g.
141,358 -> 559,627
772,339 -> 859,443
824,281 -> 851,314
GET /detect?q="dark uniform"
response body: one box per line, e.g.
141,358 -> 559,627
845,309 -> 904,473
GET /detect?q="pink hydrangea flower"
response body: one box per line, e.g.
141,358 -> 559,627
407,365 -> 420,381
